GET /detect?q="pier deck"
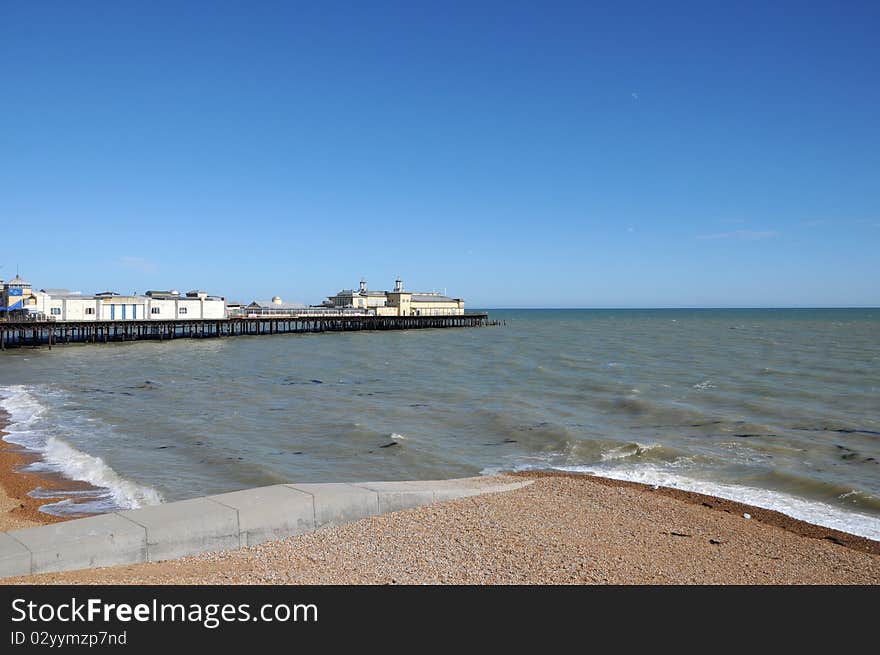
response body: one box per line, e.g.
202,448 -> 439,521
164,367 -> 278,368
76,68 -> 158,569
0,313 -> 491,349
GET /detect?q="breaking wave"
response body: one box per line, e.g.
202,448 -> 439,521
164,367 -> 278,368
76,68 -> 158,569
0,385 -> 162,515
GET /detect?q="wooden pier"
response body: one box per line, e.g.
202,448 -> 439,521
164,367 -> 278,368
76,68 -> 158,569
0,313 -> 492,349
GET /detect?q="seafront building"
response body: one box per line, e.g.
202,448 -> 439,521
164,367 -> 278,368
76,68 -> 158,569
0,275 -> 484,348
323,278 -> 465,316
1,276 -> 465,321
0,278 -> 226,321
0,275 -> 38,314
235,278 -> 466,318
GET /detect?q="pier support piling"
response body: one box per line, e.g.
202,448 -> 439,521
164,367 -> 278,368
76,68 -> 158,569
0,314 -> 491,349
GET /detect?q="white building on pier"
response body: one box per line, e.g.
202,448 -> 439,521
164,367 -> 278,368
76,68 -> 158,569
3,274 -> 465,322
4,285 -> 227,322
323,278 -> 465,316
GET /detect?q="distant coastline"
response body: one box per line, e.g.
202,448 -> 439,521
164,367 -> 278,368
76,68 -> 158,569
477,306 -> 880,310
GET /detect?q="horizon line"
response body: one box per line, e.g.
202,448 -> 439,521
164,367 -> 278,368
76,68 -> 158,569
476,306 -> 880,310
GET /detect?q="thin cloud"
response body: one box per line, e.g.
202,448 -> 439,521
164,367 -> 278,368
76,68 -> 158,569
118,256 -> 158,274
626,226 -> 635,233
631,92 -> 639,101
696,230 -> 779,241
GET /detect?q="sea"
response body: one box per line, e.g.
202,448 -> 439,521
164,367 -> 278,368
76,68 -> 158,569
1,309 -> 878,539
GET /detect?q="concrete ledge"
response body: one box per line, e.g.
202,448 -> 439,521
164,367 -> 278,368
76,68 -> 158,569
0,533 -> 32,578
355,478 -> 530,502
419,479 -> 530,502
119,498 -> 239,562
0,476 -> 532,578
285,483 -> 380,529
351,481 -> 439,513
209,485 -> 315,547
8,514 -> 146,575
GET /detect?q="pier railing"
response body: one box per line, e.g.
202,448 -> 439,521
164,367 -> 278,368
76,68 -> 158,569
0,313 -> 492,349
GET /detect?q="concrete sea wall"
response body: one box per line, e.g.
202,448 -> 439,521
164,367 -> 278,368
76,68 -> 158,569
0,477 -> 530,578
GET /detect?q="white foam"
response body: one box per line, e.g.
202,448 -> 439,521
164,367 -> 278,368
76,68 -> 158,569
481,449 -> 880,540
600,442 -> 659,462
1,385 -> 163,514
390,432 -> 408,441
40,436 -> 162,508
556,463 -> 880,541
0,385 -> 48,449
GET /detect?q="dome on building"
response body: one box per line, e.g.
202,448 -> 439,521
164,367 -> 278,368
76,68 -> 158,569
271,296 -> 283,305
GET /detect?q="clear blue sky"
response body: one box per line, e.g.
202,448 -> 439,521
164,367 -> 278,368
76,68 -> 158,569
2,1 -> 878,307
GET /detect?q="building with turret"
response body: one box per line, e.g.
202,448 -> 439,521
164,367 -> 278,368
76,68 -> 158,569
0,275 -> 38,316
324,278 -> 391,311
323,278 -> 465,316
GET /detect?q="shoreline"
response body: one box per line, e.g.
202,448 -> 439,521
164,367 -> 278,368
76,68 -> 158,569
511,471 -> 879,555
1,447 -> 877,551
0,408 -> 877,583
0,409 -> 877,550
6,471 -> 877,584
0,412 -> 98,531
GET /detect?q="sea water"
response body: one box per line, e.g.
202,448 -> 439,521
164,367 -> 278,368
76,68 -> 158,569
1,309 -> 878,538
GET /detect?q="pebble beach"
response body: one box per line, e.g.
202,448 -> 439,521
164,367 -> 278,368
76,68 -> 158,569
3,471 -> 878,585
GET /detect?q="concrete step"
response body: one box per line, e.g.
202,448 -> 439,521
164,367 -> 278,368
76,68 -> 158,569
0,476 -> 530,578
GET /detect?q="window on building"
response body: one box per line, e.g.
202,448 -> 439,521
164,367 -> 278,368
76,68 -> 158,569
151,307 -> 160,314
50,308 -> 61,315
179,307 -> 188,314
85,307 -> 95,315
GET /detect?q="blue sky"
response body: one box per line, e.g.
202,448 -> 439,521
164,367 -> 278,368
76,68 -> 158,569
2,1 -> 878,307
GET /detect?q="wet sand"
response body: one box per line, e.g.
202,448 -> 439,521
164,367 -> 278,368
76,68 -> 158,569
6,471 -> 879,585
0,414 -> 94,531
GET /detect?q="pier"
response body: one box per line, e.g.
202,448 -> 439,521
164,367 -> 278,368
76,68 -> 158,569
0,313 -> 492,349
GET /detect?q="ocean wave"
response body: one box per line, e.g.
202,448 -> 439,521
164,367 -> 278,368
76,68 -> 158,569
32,436 -> 162,508
600,442 -> 661,461
599,395 -> 705,426
0,384 -> 163,515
